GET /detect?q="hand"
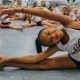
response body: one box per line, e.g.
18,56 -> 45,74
21,25 -> 26,28
0,56 -> 10,63
0,56 -> 10,70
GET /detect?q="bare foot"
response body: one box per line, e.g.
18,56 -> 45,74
18,26 -> 24,31
0,64 -> 4,71
0,56 -> 9,71
21,25 -> 26,28
0,57 -> 5,71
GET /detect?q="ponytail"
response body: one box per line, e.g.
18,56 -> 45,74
35,38 -> 42,53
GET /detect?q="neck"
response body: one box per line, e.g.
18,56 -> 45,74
60,29 -> 69,45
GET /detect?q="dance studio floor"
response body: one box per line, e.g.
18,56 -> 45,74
0,20 -> 80,80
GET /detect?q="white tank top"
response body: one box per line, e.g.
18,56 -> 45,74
52,7 -> 62,14
76,10 -> 80,17
15,13 -> 25,19
30,16 -> 41,22
69,12 -> 76,21
0,14 -> 10,23
57,28 -> 80,62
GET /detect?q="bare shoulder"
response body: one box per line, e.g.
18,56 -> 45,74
45,45 -> 61,54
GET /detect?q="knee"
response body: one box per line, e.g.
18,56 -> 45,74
38,59 -> 59,70
37,60 -> 52,70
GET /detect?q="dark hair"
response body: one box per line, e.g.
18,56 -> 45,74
63,6 -> 71,11
37,28 -> 49,47
35,28 -> 56,53
35,38 -> 42,53
29,18 -> 31,23
35,28 -> 45,53
23,13 -> 27,21
38,28 -> 57,46
48,5 -> 55,10
35,28 -> 46,53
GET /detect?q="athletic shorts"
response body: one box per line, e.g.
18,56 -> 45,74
68,54 -> 80,68
36,21 -> 42,26
1,22 -> 11,28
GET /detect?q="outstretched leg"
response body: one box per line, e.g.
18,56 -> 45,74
21,22 -> 37,28
8,23 -> 23,31
0,54 -> 77,70
41,20 -> 57,27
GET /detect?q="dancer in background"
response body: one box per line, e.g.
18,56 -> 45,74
0,0 -> 23,31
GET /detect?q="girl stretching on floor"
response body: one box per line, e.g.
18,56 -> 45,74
0,1 -> 23,31
0,7 -> 80,70
21,14 -> 56,28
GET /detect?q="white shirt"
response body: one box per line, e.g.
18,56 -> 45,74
57,28 -> 80,62
69,12 -> 76,21
30,16 -> 41,22
0,14 -> 10,23
43,8 -> 50,12
76,9 -> 80,17
15,13 -> 25,19
53,7 -> 62,14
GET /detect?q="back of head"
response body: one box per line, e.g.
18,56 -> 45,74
37,28 -> 48,47
63,5 -> 71,11
35,28 -> 47,53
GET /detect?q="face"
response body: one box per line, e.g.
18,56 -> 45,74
63,7 -> 69,15
26,14 -> 31,18
39,27 -> 63,46
74,10 -> 78,14
50,7 -> 54,11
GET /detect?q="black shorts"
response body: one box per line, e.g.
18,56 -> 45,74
2,22 -> 11,25
36,21 -> 42,26
68,54 -> 80,68
1,22 -> 11,28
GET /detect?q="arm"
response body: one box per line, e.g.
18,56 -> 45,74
15,8 -> 73,26
4,45 -> 61,64
0,7 -> 73,26
20,8 -> 80,28
13,8 -> 80,29
1,7 -> 80,28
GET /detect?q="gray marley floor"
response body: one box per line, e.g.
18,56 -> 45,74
0,20 -> 80,80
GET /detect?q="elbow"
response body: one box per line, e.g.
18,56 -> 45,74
31,56 -> 41,63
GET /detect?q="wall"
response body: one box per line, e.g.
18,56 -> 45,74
0,0 -> 2,4
22,0 -> 28,7
46,0 -> 68,6
34,0 -> 68,6
28,0 -> 34,7
34,0 -> 41,6
74,0 -> 80,6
